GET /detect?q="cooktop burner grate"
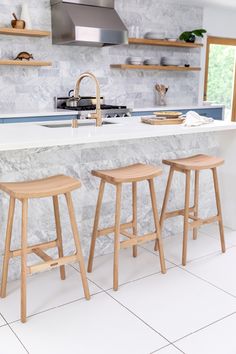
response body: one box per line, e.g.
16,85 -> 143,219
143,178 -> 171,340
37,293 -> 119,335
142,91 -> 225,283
63,104 -> 127,111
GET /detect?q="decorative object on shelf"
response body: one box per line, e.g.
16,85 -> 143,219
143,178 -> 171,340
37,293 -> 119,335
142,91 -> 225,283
20,0 -> 32,29
14,51 -> 34,61
143,58 -> 160,66
179,29 -> 207,43
155,84 -> 169,106
144,32 -> 165,40
129,26 -> 140,38
127,56 -> 143,65
161,57 -> 182,67
11,13 -> 25,29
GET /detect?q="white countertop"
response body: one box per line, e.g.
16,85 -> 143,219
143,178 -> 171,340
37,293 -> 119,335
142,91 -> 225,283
0,117 -> 235,152
0,109 -> 79,119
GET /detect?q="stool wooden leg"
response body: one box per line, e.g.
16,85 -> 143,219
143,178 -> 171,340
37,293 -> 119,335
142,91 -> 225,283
193,171 -> 200,241
53,196 -> 66,281
65,192 -> 90,300
149,179 -> 166,274
155,167 -> 174,251
0,197 -> 15,298
132,182 -> 138,258
88,180 -> 105,273
182,171 -> 191,266
212,168 -> 226,253
114,184 -> 122,291
21,199 -> 28,323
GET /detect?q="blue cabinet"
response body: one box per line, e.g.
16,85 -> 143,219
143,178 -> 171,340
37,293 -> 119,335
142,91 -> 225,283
132,107 -> 224,120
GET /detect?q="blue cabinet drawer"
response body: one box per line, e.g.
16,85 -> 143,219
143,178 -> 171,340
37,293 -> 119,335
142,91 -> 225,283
132,108 -> 224,120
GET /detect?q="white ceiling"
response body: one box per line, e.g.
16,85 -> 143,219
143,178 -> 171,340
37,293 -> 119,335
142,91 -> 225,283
182,0 -> 236,8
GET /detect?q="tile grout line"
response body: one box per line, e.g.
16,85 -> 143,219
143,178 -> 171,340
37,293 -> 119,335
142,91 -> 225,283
167,256 -> 236,300
172,310 -> 236,346
71,268 -> 176,349
7,288 -> 104,326
84,265 -> 177,292
81,248 -> 236,351
149,343 -> 186,354
0,312 -> 29,354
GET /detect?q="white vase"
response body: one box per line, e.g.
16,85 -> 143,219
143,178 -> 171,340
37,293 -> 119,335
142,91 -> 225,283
20,1 -> 32,29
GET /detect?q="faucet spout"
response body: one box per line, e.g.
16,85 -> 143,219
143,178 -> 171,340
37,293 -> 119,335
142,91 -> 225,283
74,72 -> 102,127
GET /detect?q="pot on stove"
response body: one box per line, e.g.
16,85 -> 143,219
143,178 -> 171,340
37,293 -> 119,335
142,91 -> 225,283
66,90 -> 104,108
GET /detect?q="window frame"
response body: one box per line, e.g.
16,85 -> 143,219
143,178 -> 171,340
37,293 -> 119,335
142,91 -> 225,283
204,36 -> 236,122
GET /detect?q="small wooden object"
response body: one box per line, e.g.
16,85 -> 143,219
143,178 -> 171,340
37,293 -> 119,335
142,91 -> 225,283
87,163 -> 166,291
11,13 -> 25,29
141,117 -> 185,125
14,52 -> 34,61
0,175 -> 90,323
158,154 -> 226,266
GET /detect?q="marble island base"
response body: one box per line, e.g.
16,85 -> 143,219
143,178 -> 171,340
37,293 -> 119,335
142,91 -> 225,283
0,130 -> 235,281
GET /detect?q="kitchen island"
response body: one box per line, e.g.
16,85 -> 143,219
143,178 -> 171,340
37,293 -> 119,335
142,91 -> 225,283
0,117 -> 235,280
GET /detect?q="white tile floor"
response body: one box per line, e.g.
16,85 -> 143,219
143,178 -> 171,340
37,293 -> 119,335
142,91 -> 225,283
1,224 -> 236,354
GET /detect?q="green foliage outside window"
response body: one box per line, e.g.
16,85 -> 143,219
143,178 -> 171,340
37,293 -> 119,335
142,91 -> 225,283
207,44 -> 235,110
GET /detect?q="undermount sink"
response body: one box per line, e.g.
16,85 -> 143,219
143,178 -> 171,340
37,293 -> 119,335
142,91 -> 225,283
42,121 -> 117,128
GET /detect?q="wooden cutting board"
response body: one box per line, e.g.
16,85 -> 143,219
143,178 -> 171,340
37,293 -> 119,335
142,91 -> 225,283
141,117 -> 185,125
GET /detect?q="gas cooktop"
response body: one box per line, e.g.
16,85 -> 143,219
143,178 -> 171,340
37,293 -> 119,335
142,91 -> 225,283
55,96 -> 131,118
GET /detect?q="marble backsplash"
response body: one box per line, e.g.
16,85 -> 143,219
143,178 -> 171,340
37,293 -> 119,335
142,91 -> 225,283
0,132 -> 218,281
0,0 -> 203,111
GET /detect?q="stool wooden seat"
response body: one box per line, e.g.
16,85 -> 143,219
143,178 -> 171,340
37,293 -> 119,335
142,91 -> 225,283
159,154 -> 226,266
163,154 -> 224,171
0,175 -> 90,323
92,163 -> 162,184
88,163 -> 166,291
0,175 -> 81,199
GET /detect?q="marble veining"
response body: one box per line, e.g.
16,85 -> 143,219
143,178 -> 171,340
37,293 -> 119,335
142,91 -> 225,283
0,133 -> 218,281
0,0 -> 203,111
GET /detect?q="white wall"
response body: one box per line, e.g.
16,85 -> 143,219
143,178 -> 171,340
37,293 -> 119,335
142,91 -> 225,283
203,5 -> 236,38
198,5 -> 236,103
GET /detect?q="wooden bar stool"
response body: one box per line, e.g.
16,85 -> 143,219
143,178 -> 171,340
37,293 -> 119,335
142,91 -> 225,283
87,163 -> 166,291
0,175 -> 90,323
158,154 -> 226,266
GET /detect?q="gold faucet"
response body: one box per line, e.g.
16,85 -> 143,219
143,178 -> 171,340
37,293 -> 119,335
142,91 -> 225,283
74,72 -> 102,127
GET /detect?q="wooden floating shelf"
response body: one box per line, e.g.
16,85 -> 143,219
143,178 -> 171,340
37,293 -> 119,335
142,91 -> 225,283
0,28 -> 51,37
110,64 -> 201,71
128,38 -> 203,48
0,60 -> 52,67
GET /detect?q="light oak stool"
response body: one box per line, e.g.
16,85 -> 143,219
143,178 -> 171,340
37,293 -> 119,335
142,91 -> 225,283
158,154 -> 226,266
0,175 -> 90,323
88,163 -> 166,291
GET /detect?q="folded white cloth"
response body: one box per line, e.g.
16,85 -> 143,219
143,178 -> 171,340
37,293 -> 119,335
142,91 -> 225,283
184,111 -> 214,127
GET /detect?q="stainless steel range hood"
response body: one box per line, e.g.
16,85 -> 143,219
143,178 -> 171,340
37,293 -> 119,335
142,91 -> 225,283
50,0 -> 128,47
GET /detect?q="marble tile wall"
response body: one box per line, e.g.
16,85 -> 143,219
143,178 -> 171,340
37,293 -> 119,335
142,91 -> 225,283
0,0 -> 203,111
0,133 -> 218,280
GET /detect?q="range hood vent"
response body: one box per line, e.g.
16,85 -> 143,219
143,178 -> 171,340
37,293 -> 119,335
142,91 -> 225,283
50,0 -> 128,47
